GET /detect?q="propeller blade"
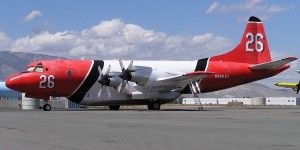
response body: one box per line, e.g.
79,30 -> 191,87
128,60 -> 133,70
117,81 -> 123,93
106,86 -> 111,98
105,65 -> 111,75
297,80 -> 300,94
119,59 -> 125,72
98,66 -> 102,75
125,82 -> 133,94
97,65 -> 112,98
97,86 -> 103,98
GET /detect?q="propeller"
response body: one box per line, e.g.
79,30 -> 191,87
97,65 -> 111,98
117,59 -> 133,92
297,80 -> 300,94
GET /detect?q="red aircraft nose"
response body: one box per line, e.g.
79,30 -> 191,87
5,74 -> 26,92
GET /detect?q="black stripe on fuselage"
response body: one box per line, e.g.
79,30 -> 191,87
195,57 -> 209,71
180,57 -> 209,94
68,60 -> 104,103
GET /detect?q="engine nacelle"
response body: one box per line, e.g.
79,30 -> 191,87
108,72 -> 122,88
130,66 -> 153,86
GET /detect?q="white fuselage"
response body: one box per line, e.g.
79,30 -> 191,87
79,60 -> 199,105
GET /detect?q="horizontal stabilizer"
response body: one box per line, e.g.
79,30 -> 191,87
250,57 -> 297,70
157,71 -> 214,84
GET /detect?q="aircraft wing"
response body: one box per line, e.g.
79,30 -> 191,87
274,82 -> 298,90
157,71 -> 214,84
249,57 -> 297,70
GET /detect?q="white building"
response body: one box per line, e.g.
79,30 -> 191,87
266,97 -> 297,106
182,97 -> 252,105
217,98 -> 252,105
182,97 -> 299,106
183,98 -> 218,105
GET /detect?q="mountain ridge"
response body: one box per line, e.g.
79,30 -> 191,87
0,51 -> 66,81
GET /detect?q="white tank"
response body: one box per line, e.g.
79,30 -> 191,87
252,97 -> 266,106
21,93 -> 40,109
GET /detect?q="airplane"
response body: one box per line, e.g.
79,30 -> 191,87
274,70 -> 300,94
5,16 -> 297,111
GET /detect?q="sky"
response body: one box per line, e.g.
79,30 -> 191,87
0,0 -> 299,88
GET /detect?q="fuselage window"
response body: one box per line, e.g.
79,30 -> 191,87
67,70 -> 72,76
35,66 -> 44,72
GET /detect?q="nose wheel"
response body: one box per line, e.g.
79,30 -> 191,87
43,104 -> 52,111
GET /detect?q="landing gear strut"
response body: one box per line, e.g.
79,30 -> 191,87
148,102 -> 160,110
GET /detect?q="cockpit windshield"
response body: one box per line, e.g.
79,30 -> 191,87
26,66 -> 35,72
24,65 -> 44,73
34,66 -> 44,72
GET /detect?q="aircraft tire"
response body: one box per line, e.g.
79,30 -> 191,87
148,102 -> 160,110
43,104 -> 52,111
152,102 -> 160,110
109,105 -> 120,110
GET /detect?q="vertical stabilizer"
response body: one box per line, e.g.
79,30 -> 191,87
210,16 -> 271,64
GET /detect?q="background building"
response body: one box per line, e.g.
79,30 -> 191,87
182,97 -> 300,106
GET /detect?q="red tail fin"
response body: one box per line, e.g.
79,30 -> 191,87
211,16 -> 271,64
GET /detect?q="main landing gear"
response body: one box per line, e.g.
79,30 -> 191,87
109,105 -> 120,110
147,102 -> 160,110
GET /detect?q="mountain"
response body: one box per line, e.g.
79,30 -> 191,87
0,51 -> 297,97
0,51 -> 65,81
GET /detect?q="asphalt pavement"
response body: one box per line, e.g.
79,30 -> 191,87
0,107 -> 300,150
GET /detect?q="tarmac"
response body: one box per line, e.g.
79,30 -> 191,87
1,106 -> 300,150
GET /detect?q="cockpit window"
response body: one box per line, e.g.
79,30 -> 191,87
34,66 -> 44,72
26,66 -> 35,72
23,65 -> 44,73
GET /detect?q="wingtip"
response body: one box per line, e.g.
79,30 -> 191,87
283,57 -> 297,61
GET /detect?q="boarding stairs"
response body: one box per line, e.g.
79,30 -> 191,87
189,81 -> 203,110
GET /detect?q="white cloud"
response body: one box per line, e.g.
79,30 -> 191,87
0,32 -> 11,50
267,5 -> 294,13
1,18 -> 297,87
23,10 -> 43,22
206,0 -> 295,20
206,2 -> 219,14
7,19 -> 233,60
89,19 -> 124,38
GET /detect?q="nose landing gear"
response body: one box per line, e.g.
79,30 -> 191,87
42,99 -> 52,111
43,104 -> 52,111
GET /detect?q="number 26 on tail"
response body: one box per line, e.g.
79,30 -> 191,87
246,32 -> 264,52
